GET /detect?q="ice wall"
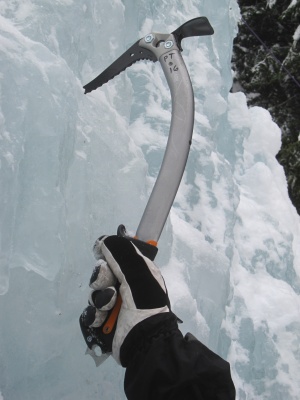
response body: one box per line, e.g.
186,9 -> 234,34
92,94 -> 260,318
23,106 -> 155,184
1,1 -> 300,399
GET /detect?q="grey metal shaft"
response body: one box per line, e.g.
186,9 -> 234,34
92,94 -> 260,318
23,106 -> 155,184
136,40 -> 194,243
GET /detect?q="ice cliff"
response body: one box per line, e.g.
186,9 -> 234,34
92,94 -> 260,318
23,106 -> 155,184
0,1 -> 300,399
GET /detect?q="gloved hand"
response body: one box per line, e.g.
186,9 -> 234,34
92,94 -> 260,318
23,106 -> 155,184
80,234 -> 172,365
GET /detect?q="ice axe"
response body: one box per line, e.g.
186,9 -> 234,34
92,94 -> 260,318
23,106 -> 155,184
81,16 -> 214,365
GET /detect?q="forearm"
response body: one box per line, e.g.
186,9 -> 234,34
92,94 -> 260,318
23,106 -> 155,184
123,314 -> 236,400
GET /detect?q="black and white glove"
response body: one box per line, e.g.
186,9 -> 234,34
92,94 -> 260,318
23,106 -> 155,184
80,234 -> 172,365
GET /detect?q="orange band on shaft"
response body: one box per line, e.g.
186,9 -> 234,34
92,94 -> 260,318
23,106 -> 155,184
103,294 -> 122,334
147,240 -> 157,246
134,236 -> 157,247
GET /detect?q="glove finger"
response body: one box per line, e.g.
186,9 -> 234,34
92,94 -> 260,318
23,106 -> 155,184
89,287 -> 117,311
89,259 -> 117,290
81,305 -> 108,328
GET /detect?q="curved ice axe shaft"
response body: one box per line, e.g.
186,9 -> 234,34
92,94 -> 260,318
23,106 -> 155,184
136,38 -> 194,245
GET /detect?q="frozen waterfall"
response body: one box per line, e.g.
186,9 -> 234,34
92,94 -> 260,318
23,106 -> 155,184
1,0 -> 300,399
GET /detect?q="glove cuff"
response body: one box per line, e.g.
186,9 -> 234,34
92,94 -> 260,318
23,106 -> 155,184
120,312 -> 179,367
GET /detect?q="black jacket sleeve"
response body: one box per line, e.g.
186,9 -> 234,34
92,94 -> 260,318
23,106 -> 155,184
120,313 -> 236,400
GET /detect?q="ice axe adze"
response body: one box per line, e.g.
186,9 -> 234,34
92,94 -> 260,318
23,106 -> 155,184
81,16 -> 214,366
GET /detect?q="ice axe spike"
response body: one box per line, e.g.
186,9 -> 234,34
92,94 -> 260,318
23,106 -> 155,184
83,17 -> 214,363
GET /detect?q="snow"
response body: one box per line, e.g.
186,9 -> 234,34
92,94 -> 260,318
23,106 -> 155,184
267,0 -> 277,8
293,25 -> 300,42
288,0 -> 298,9
1,0 -> 300,399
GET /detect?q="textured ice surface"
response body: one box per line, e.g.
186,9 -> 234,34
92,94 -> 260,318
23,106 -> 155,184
1,1 -> 300,399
